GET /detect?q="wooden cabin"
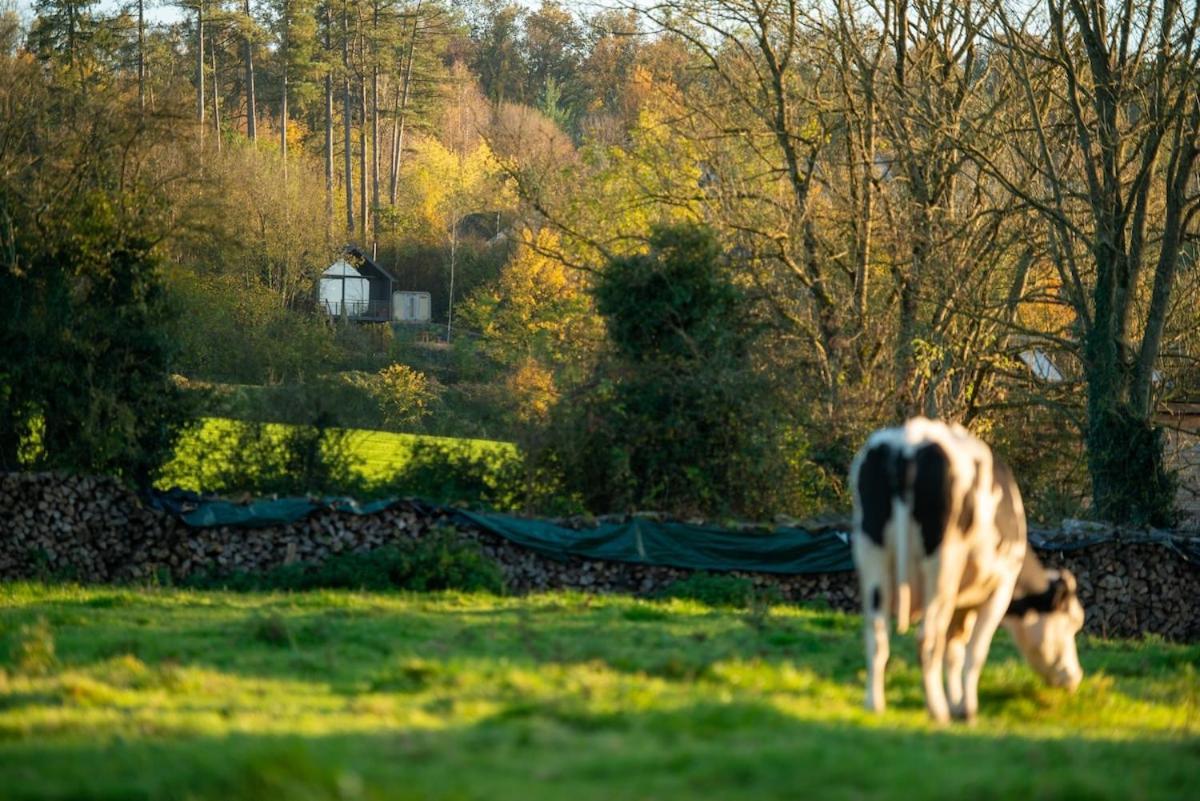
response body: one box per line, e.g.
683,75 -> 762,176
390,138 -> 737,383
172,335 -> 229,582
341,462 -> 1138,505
319,247 -> 397,323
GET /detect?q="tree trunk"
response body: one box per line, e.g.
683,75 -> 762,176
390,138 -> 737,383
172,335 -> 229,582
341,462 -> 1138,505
137,0 -> 145,112
197,2 -> 205,132
447,220 -> 458,343
370,4 -> 380,224
278,0 -> 289,169
211,33 -> 221,151
359,73 -> 368,243
280,69 -> 288,171
243,0 -> 256,141
342,3 -> 354,236
390,1 -> 422,204
388,80 -> 401,204
358,25 -> 368,245
324,5 -> 334,235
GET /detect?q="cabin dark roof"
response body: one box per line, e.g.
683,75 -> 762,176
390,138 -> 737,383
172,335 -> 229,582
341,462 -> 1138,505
344,246 -> 398,283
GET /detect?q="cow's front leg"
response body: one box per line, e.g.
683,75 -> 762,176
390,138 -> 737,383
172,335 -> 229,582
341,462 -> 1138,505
961,582 -> 1017,723
918,597 -> 953,724
945,609 -> 977,721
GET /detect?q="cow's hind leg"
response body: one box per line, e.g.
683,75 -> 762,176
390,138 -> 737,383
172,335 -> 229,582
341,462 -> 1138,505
918,552 -> 963,724
855,538 -> 890,713
945,608 -> 977,721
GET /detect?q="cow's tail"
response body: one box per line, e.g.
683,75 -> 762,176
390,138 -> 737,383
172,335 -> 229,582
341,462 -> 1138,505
892,453 -> 914,635
894,505 -> 911,634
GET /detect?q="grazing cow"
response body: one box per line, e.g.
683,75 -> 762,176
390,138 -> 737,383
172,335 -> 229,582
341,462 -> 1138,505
849,418 -> 1084,723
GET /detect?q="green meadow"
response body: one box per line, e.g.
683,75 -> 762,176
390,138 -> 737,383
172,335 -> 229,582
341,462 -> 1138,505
157,417 -> 516,493
1,584 -> 1197,800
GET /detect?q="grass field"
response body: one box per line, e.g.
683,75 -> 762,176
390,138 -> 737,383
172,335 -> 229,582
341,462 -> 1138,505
1,584 -> 1197,800
158,417 -> 516,493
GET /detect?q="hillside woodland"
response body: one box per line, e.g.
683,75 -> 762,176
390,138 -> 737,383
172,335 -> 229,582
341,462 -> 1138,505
2,0 -> 1199,524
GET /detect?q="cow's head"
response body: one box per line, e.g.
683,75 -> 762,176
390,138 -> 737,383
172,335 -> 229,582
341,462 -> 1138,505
1004,569 -> 1085,691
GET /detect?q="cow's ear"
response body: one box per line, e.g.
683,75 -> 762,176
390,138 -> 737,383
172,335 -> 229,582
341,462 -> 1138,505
1059,569 -> 1077,594
1051,575 -> 1074,611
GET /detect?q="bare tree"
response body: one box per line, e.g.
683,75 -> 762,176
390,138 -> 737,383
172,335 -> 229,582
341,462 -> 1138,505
971,0 -> 1200,522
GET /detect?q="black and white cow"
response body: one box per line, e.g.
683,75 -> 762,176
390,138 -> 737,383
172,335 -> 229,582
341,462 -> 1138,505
849,418 -> 1084,723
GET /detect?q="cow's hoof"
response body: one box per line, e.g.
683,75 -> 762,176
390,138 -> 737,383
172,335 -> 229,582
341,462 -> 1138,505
951,706 -> 977,726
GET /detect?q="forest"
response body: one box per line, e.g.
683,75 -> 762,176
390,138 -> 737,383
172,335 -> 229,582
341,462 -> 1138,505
2,0 -> 1199,526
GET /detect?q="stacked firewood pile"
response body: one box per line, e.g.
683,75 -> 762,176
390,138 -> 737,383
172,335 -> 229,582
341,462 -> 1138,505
2,471 -> 1197,641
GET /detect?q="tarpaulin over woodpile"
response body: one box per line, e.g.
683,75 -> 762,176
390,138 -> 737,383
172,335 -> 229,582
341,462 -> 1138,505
144,490 -> 1200,574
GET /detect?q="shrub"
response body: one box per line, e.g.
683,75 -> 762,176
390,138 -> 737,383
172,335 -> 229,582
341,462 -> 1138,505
539,223 -> 818,519
1,194 -> 194,483
378,439 -> 526,511
187,527 -> 505,594
169,271 -> 338,385
366,364 -> 440,428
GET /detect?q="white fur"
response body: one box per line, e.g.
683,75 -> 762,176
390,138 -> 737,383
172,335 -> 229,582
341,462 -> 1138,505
850,418 -> 1025,723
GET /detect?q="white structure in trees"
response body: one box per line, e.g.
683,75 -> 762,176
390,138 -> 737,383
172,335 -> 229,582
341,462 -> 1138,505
319,259 -> 370,317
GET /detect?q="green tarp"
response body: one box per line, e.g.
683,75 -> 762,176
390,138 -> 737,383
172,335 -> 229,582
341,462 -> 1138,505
456,511 -> 854,574
146,491 -> 1200,575
147,491 -> 854,574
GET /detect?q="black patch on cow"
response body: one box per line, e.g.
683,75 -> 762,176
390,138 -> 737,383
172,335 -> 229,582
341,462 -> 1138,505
871,586 -> 882,613
992,457 -> 1024,545
1006,576 -> 1071,618
857,445 -> 893,547
956,459 -> 981,533
912,443 -> 952,555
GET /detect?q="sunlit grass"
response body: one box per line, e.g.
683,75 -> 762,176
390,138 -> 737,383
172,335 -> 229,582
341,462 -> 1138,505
157,416 -> 515,492
1,584 -> 1197,800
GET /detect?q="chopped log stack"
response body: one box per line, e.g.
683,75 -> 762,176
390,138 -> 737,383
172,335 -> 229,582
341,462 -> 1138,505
1,472 -> 1197,641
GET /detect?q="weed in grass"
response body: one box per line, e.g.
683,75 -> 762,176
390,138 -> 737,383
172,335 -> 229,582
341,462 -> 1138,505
621,604 -> 670,623
742,589 -> 782,633
9,617 -> 56,675
370,658 -> 445,693
251,614 -> 295,648
655,573 -> 756,607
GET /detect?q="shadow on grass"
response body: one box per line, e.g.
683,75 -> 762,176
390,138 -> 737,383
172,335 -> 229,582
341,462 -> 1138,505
0,700 -> 1197,801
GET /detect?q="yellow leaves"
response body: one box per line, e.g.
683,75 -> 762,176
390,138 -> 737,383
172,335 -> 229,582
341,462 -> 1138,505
559,83 -> 704,264
405,135 -> 511,240
461,227 -> 601,373
506,359 -> 559,426
368,364 -> 439,428
1017,265 -> 1077,334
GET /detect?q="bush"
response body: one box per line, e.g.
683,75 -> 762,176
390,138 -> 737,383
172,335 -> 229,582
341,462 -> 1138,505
364,364 -> 440,428
187,527 -> 505,594
1,194 -> 194,484
378,439 -> 527,510
169,271 -> 337,385
539,223 -> 819,519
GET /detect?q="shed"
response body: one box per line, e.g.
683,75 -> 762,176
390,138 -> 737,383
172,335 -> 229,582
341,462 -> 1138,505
393,291 -> 432,323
